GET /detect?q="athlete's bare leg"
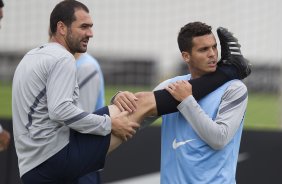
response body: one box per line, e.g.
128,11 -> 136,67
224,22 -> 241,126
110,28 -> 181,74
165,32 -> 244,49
107,92 -> 157,154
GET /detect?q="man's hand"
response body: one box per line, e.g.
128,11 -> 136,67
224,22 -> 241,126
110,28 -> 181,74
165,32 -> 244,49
113,91 -> 138,113
0,129 -> 11,151
111,111 -> 140,141
165,80 -> 192,102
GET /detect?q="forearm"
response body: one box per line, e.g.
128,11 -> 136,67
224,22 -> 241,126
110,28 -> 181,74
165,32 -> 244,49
49,101 -> 111,135
48,59 -> 111,135
177,96 -> 232,149
154,69 -> 230,115
177,83 -> 247,149
67,113 -> 111,135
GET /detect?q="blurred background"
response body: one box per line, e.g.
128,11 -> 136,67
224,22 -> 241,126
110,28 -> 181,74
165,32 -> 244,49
0,0 -> 282,183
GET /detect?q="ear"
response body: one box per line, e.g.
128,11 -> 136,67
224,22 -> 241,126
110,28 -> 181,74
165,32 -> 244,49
181,51 -> 190,64
56,21 -> 67,36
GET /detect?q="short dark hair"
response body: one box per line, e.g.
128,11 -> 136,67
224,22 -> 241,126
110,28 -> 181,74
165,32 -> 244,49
0,0 -> 4,8
177,22 -> 212,53
49,0 -> 89,34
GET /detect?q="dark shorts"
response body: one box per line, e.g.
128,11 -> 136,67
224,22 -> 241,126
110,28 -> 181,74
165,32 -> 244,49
21,107 -> 111,184
78,171 -> 101,184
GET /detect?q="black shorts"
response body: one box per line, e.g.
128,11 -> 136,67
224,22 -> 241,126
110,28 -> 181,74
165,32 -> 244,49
22,107 -> 111,184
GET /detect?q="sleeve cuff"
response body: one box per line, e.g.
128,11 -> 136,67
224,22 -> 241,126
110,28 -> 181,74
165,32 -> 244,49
177,95 -> 196,111
104,115 -> 112,133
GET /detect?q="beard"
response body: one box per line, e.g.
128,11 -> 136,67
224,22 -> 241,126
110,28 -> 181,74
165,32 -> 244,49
66,31 -> 87,54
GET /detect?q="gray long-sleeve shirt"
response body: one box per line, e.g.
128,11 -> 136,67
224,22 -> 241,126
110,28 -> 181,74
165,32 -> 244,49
155,77 -> 247,150
177,80 -> 247,149
12,43 -> 111,176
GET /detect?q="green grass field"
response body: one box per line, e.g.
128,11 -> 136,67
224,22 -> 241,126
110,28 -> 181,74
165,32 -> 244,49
1,82 -> 281,130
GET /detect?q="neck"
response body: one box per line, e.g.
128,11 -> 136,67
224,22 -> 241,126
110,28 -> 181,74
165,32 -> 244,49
189,67 -> 204,79
50,36 -> 73,55
74,53 -> 82,59
190,72 -> 201,80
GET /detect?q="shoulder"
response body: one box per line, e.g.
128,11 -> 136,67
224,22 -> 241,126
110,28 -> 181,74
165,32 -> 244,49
23,43 -> 74,69
223,80 -> 248,101
34,43 -> 74,61
26,43 -> 73,64
154,74 -> 190,91
42,44 -> 76,71
227,80 -> 247,93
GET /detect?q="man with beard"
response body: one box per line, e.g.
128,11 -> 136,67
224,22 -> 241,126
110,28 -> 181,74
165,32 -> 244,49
12,1 -> 140,183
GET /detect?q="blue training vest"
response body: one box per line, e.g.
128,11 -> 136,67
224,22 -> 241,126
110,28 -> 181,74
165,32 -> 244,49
160,75 -> 244,184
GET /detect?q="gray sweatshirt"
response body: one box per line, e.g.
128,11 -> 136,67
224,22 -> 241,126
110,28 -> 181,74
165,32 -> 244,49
12,43 -> 111,176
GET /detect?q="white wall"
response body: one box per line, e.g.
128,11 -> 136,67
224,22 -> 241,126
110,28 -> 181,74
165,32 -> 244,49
0,0 -> 281,77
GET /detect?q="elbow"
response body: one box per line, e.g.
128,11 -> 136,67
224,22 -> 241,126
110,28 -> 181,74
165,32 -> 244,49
49,109 -> 61,121
208,124 -> 230,150
210,141 -> 227,150
207,134 -> 229,150
49,102 -> 71,121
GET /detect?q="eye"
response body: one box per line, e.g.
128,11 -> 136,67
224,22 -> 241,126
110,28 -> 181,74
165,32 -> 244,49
80,24 -> 92,30
81,25 -> 88,29
199,47 -> 208,52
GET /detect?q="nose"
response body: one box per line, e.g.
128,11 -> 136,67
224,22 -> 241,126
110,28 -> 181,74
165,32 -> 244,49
208,47 -> 217,58
87,28 -> 93,38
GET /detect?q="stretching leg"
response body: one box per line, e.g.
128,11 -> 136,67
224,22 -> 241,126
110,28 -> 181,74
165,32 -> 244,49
106,92 -> 157,154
